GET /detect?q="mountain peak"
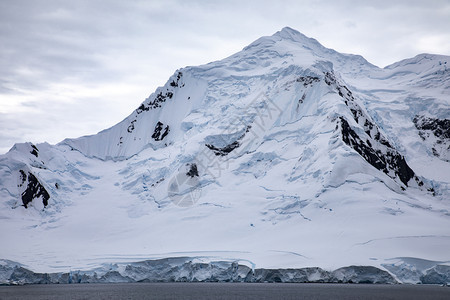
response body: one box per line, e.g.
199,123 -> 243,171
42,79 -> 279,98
274,27 -> 312,41
240,27 -> 376,76
244,27 -> 323,50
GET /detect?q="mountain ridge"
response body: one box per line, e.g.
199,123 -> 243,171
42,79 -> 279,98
0,28 -> 449,283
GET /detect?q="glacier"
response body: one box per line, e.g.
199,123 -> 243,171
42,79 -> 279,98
0,27 -> 449,284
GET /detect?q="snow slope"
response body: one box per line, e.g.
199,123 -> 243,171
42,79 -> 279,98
0,27 -> 449,283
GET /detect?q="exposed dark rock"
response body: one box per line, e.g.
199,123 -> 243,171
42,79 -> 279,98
152,122 -> 163,140
324,71 -> 336,85
136,104 -> 150,114
413,115 -> 450,161
206,141 -> 240,156
18,170 -> 27,187
127,120 -> 136,133
297,76 -> 320,86
131,72 -> 184,132
326,71 -> 390,148
30,144 -> 39,157
152,121 -> 170,141
414,116 -> 450,139
150,178 -> 165,187
186,163 -> 199,177
323,71 -> 417,187
298,93 -> 306,104
340,117 -> 415,186
205,126 -> 252,156
20,170 -> 50,208
350,108 -> 361,123
161,126 -> 170,140
135,72 -> 183,115
170,72 -> 183,87
148,91 -> 175,109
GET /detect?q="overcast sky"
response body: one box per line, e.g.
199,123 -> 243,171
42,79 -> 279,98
1,0 -> 449,154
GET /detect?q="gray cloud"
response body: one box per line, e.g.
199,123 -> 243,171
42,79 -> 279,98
0,0 -> 449,154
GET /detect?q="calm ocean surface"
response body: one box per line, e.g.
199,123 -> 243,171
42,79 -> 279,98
0,282 -> 449,300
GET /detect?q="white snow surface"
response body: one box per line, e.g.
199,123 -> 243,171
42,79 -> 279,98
0,28 -> 449,280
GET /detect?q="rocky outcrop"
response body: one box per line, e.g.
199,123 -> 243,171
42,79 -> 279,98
413,115 -> 450,162
18,170 -> 50,208
206,141 -> 240,156
339,117 -> 415,186
152,121 -> 170,141
324,72 -> 419,188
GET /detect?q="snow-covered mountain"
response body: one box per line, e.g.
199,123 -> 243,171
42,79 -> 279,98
0,27 -> 449,284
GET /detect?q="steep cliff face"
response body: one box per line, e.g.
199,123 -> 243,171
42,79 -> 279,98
0,27 -> 448,279
18,170 -> 49,208
413,115 -> 450,162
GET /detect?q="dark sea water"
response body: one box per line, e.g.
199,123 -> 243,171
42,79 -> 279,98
0,282 -> 449,300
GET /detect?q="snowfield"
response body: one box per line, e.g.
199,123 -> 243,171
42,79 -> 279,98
0,27 -> 449,284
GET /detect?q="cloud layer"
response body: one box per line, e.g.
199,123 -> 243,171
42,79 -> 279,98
1,0 -> 449,153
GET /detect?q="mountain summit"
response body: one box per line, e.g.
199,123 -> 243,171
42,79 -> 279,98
0,28 -> 449,283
